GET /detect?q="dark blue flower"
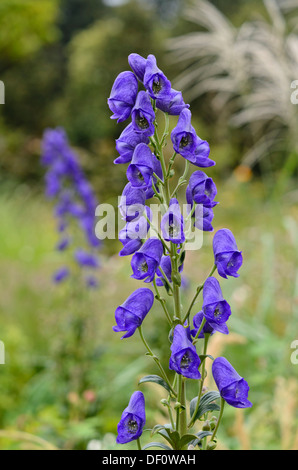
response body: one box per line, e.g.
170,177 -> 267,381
213,228 -> 243,279
119,206 -> 151,257
41,128 -> 101,287
189,205 -> 215,232
74,249 -> 100,268
169,325 -> 201,379
53,266 -> 70,283
212,357 -> 252,409
113,288 -> 154,339
186,171 -> 218,208
171,109 -> 198,160
161,198 -> 185,244
108,71 -> 138,123
191,310 -> 216,339
143,54 -> 171,101
191,139 -> 215,168
119,183 -> 146,222
114,123 -> 150,164
156,88 -> 189,115
116,391 -> 146,444
128,53 -> 147,82
126,143 -> 154,189
131,91 -> 155,137
202,277 -> 231,334
131,237 -> 163,283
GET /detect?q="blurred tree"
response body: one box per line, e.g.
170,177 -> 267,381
58,0 -> 107,43
0,0 -> 59,64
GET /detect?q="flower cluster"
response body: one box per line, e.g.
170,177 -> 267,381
108,53 -> 251,450
41,127 -> 101,288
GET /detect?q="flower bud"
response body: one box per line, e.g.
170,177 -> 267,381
207,440 -> 217,450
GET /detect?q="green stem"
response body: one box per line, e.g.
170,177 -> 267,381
179,378 -> 187,448
138,326 -> 176,397
152,277 -> 172,325
209,397 -> 225,443
182,264 -> 217,324
137,437 -> 142,451
188,333 -> 210,429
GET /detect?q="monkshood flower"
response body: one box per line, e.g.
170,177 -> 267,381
131,237 -> 163,283
74,249 -> 100,269
131,91 -> 155,137
169,325 -> 201,379
113,288 -> 154,339
161,198 -> 185,244
156,88 -> 189,116
41,128 -> 101,287
186,171 -> 218,208
107,71 -> 138,123
119,182 -> 146,222
202,277 -> 231,334
128,53 -> 147,82
213,228 -> 243,279
114,123 -> 150,164
116,391 -> 146,444
191,310 -> 216,339
212,357 -> 252,409
156,254 -> 184,287
119,206 -> 152,257
143,54 -> 171,101
190,205 -> 215,232
126,143 -> 154,189
171,109 -> 215,168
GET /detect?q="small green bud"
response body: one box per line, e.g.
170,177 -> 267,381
207,440 -> 217,451
202,421 -> 211,431
174,401 -> 182,410
160,399 -> 169,407
172,271 -> 181,286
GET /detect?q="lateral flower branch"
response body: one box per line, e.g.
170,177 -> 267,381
108,53 -> 252,451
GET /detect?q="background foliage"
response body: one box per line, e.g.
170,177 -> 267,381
0,0 -> 297,450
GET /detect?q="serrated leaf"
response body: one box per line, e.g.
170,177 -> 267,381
142,442 -> 172,450
190,391 -> 221,423
138,375 -> 171,394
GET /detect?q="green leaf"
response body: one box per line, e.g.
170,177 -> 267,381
178,434 -> 200,449
198,354 -> 214,362
189,431 -> 213,448
138,375 -> 171,394
190,391 -> 221,423
142,442 -> 172,450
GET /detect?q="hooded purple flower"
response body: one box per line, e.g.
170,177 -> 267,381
169,325 -> 201,379
191,139 -> 215,168
212,357 -> 252,409
202,277 -> 231,334
191,310 -> 216,339
190,205 -> 215,232
131,237 -> 163,283
161,198 -> 185,244
119,183 -> 146,222
53,266 -> 70,283
126,143 -> 154,189
171,109 -> 198,160
119,206 -> 151,256
114,123 -> 150,164
143,54 -> 171,101
213,229 -> 243,279
74,249 -> 100,268
186,171 -> 218,208
108,71 -> 138,123
156,88 -> 189,115
113,288 -> 154,339
128,53 -> 147,82
116,391 -> 146,444
131,91 -> 155,137
144,154 -> 163,200
156,254 -> 184,287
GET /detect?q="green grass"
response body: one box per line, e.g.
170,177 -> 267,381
0,177 -> 297,450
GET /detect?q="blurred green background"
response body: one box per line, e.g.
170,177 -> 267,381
0,0 -> 297,450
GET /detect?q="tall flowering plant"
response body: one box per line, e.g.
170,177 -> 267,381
108,54 -> 252,451
41,127 -> 101,288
